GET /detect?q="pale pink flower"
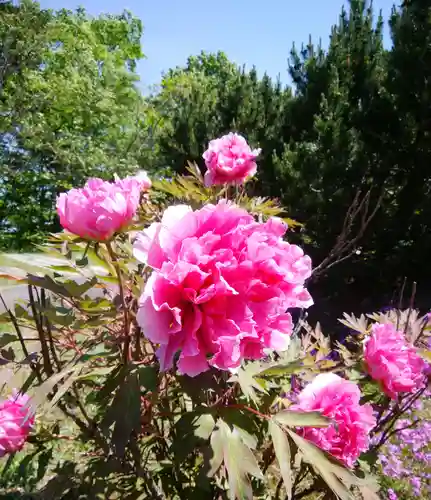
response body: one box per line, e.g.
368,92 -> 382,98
134,200 -> 312,376
292,373 -> 375,467
364,323 -> 427,399
203,133 -> 261,186
56,177 -> 141,240
0,392 -> 34,457
115,170 -> 152,192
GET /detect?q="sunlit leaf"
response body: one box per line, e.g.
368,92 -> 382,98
29,364 -> 80,412
273,410 -> 331,428
230,362 -> 268,404
286,429 -> 355,500
269,420 -> 292,500
213,419 -> 263,500
257,360 -> 304,378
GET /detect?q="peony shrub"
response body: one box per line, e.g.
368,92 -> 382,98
0,136 -> 429,499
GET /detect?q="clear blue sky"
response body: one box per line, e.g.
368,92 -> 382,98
38,0 -> 396,90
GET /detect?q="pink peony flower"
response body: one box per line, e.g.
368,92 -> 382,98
292,373 -> 375,467
364,323 -> 427,399
203,133 -> 261,186
115,170 -> 152,192
56,177 -> 141,240
0,392 -> 34,457
134,200 -> 313,376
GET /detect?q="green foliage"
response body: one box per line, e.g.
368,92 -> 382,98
0,0 -> 155,250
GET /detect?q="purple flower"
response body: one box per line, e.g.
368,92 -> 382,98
387,488 -> 398,500
410,476 -> 421,495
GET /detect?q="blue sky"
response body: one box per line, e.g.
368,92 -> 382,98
39,0 -> 396,90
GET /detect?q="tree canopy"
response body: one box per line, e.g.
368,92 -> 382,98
0,0 -> 151,250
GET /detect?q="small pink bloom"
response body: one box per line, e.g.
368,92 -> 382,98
364,323 -> 427,399
0,392 -> 34,457
56,177 -> 141,240
292,374 -> 375,467
116,170 -> 152,192
134,200 -> 312,376
203,133 -> 261,186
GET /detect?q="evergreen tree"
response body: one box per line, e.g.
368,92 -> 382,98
151,50 -> 292,191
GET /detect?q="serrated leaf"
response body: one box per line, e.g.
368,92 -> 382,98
338,313 -> 368,335
286,429 -> 354,500
274,410 -> 331,428
269,421 -> 292,499
233,363 -> 268,404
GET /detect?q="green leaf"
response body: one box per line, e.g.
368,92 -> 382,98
102,368 -> 142,457
45,369 -> 81,412
273,410 -> 331,428
29,364 -> 80,411
231,363 -> 268,404
75,366 -> 116,381
79,344 -> 114,362
286,429 -> 355,500
269,420 -> 292,500
208,425 -> 224,477
257,360 -> 304,378
215,419 -> 263,500
172,413 -> 216,461
137,365 -> 158,392
0,333 -> 17,348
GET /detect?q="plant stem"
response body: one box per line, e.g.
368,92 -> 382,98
28,285 -> 53,376
225,403 -> 270,420
106,241 -> 130,363
40,288 -> 61,371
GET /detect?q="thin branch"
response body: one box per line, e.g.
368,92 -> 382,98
106,241 -> 130,364
396,277 -> 407,330
403,281 -> 417,338
28,285 -> 53,376
312,187 -> 383,280
40,288 -> 61,371
0,292 -> 43,383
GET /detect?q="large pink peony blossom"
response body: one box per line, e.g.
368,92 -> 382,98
203,133 -> 261,186
134,200 -> 313,376
56,177 -> 141,240
364,323 -> 427,400
292,373 -> 375,467
0,392 -> 34,457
